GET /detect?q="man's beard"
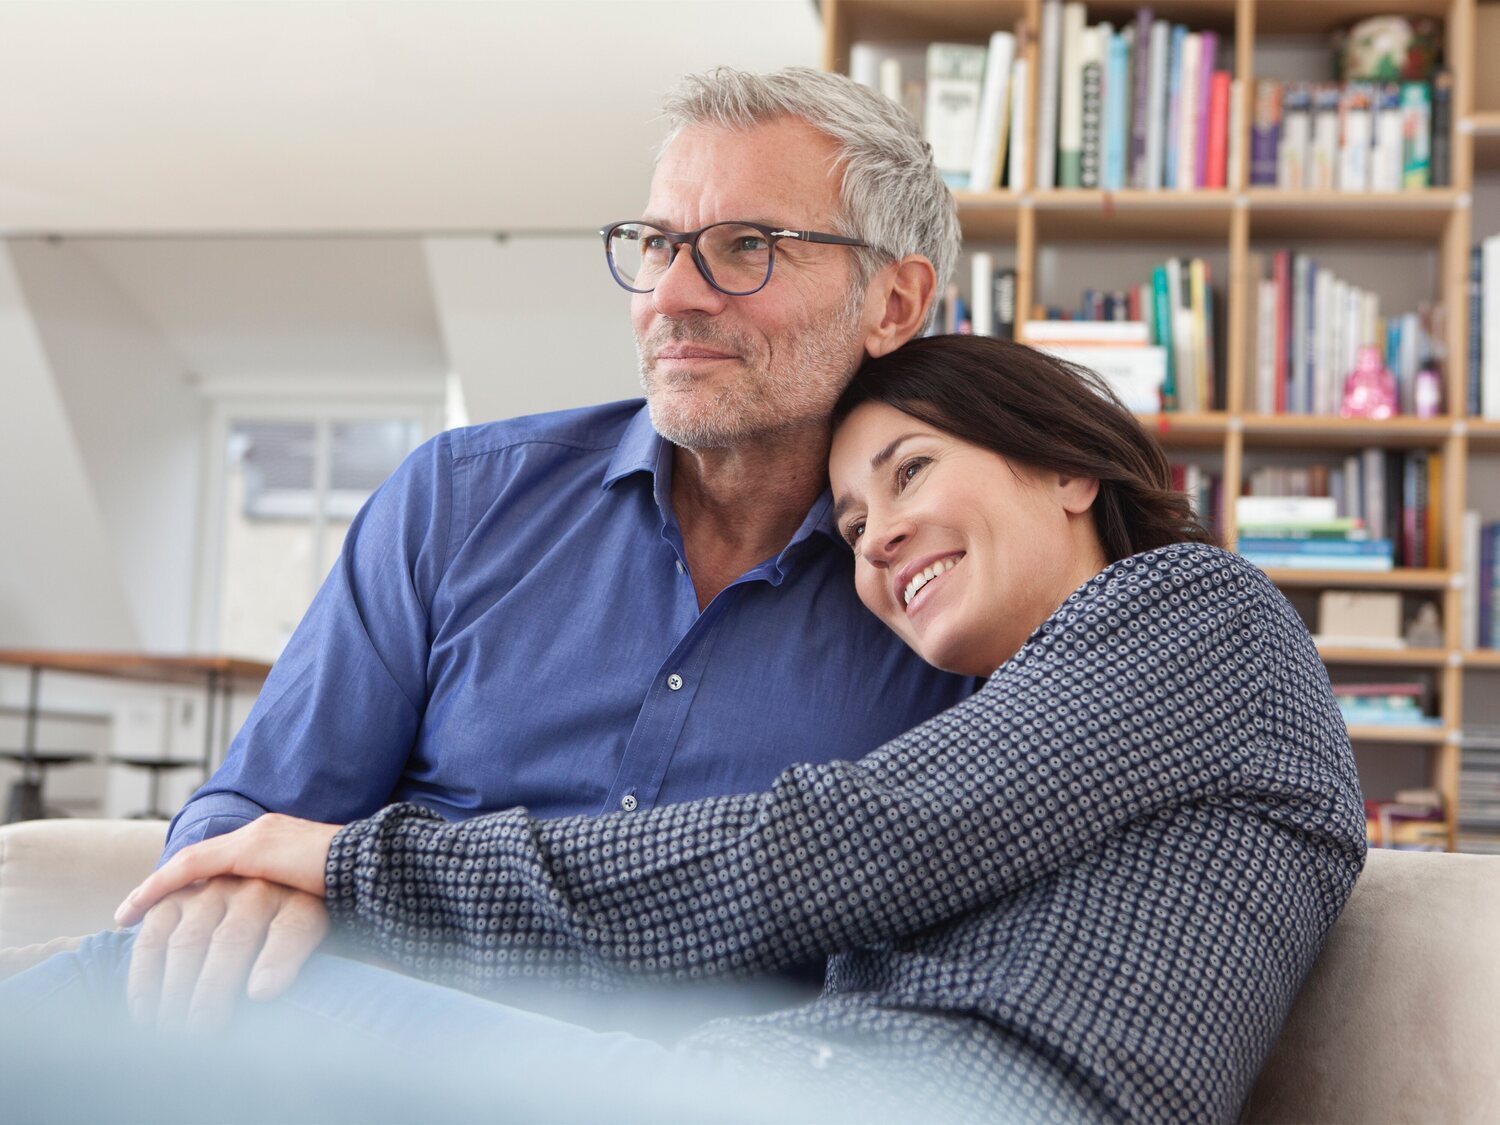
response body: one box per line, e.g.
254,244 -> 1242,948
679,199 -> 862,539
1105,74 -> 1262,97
636,286 -> 868,451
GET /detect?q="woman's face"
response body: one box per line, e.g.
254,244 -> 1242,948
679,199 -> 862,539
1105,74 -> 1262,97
830,401 -> 1107,677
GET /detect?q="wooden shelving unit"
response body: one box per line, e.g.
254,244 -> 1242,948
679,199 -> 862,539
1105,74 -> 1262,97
822,0 -> 1500,851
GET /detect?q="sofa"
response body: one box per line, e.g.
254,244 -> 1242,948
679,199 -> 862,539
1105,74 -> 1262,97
1,818 -> 1497,1122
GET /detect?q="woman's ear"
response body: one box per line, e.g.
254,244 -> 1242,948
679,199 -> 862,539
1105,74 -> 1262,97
863,255 -> 937,358
1056,473 -> 1100,514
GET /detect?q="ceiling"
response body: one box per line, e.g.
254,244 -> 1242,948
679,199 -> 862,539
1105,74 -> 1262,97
0,0 -> 823,235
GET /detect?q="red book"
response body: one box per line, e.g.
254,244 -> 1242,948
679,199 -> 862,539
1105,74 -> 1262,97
1206,71 -> 1231,188
1272,250 -> 1290,414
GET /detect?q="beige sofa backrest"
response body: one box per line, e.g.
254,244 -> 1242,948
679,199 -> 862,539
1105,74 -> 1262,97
0,821 -> 1497,1121
0,818 -> 166,949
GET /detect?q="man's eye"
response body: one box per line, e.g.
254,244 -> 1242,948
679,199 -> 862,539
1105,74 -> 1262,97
643,235 -> 670,252
732,236 -> 769,253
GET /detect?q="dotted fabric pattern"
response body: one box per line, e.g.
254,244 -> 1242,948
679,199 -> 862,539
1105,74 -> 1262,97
326,544 -> 1366,1123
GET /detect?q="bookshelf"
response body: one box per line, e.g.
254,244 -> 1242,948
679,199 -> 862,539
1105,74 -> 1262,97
822,0 -> 1500,851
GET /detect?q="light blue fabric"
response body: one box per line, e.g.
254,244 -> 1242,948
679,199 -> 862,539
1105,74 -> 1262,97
168,400 -> 975,859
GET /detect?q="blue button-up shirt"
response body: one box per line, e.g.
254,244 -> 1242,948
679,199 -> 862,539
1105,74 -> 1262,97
167,401 -> 976,859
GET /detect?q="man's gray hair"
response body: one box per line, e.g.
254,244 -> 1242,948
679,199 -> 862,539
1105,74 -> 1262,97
659,66 -> 961,308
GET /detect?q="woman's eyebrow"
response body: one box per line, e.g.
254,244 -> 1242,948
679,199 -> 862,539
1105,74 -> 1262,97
832,432 -> 927,523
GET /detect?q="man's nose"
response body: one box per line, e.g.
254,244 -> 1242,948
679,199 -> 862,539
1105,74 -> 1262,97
651,246 -> 728,317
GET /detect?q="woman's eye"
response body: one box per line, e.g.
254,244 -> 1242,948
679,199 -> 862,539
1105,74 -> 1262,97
897,457 -> 928,488
844,521 -> 864,547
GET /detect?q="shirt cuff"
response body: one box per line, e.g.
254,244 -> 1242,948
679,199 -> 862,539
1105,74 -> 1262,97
160,792 -> 268,864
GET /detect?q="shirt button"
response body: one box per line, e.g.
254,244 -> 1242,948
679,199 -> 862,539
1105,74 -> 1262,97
620,794 -> 638,811
667,673 -> 684,691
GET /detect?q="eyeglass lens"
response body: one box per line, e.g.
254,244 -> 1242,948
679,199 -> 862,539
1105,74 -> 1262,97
607,223 -> 773,295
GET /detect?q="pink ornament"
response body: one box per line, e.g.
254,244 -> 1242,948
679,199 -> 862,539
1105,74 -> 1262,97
1340,346 -> 1398,420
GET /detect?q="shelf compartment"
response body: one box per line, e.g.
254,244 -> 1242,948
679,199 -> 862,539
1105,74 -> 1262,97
1462,419 -> 1500,452
1317,645 -> 1450,666
1031,191 -> 1236,241
1261,567 -> 1450,590
1346,723 -> 1450,745
1132,411 -> 1231,448
1245,190 -> 1460,241
1240,415 -> 1454,449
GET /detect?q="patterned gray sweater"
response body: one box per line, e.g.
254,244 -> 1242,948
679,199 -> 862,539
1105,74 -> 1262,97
326,544 -> 1366,1123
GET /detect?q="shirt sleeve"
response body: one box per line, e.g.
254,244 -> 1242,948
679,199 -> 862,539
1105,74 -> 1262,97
325,548 -> 1315,994
163,433 -> 457,862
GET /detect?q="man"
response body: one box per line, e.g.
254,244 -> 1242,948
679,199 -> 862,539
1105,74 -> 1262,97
120,66 -> 974,1031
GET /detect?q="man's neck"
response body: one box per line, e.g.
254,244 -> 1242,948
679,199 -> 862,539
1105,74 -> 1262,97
671,425 -> 831,610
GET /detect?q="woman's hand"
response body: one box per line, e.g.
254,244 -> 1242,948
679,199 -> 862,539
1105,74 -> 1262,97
115,813 -> 341,928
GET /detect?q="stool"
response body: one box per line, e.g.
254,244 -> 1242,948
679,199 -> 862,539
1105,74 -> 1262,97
110,756 -> 201,820
0,751 -> 94,822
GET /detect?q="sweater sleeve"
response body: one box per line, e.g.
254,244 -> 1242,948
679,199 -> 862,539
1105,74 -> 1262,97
325,546 -> 1283,993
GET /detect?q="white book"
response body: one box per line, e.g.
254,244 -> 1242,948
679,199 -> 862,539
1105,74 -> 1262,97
1175,34 -> 1201,191
1463,510 -> 1482,651
1032,345 -> 1167,413
1311,87 -> 1339,190
1036,0 -> 1063,189
1343,454 -> 1363,525
1291,255 -> 1309,414
1374,89 -> 1405,191
1343,282 -> 1361,383
879,59 -> 902,104
1007,56 -> 1030,190
968,32 -> 1017,192
1329,277 -> 1349,411
1057,2 -> 1088,187
1236,495 -> 1339,527
1022,319 -> 1151,344
1340,85 -> 1373,192
925,43 -> 989,188
970,252 -> 995,337
1226,79 -> 1245,190
1482,234 -> 1500,419
1314,266 -> 1334,414
1362,447 -> 1387,541
1144,19 -> 1170,190
1280,85 -> 1312,190
1257,278 -> 1278,412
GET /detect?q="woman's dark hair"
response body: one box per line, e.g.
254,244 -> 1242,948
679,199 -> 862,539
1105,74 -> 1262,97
832,335 -> 1218,563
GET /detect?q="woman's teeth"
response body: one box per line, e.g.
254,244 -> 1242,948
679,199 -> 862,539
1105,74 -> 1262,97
903,556 -> 959,606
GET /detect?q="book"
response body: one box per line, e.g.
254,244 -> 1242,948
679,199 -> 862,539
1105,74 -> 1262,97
1175,31 -> 1200,190
969,32 -> 1017,193
1372,83 -> 1405,192
1130,6 -> 1154,189
1022,319 -> 1151,345
1432,69 -> 1452,187
1250,80 -> 1281,186
1164,23 -> 1185,189
1205,71 -> 1230,189
993,268 -> 1017,340
925,43 -> 989,188
1030,344 -> 1167,413
1401,81 -> 1432,189
1057,2 -> 1087,187
1080,28 -> 1103,189
1008,56 -> 1030,190
1194,31 -> 1216,188
1144,17 -> 1170,189
1484,235 -> 1500,420
1338,83 -> 1373,192
1036,0 -> 1063,189
970,251 -> 994,337
1279,83 -> 1311,189
1103,28 -> 1130,191
1310,83 -> 1341,190
1470,243 -> 1484,416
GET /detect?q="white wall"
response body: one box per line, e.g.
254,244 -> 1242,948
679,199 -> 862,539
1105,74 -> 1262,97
9,240 -> 205,650
424,235 -> 640,422
0,245 -> 138,648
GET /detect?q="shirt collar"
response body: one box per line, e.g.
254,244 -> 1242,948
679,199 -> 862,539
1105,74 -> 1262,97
601,401 -> 842,572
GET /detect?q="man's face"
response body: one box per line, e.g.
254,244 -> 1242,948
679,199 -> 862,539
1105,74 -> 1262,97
633,118 -> 872,450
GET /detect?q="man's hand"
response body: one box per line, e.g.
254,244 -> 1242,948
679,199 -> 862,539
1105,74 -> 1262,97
126,875 -> 329,1031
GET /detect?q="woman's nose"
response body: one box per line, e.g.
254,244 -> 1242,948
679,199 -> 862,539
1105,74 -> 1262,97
860,518 -> 910,568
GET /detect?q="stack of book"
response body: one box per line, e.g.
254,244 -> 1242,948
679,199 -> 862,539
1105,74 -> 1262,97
851,32 -> 1028,192
1250,76 -> 1451,191
1365,789 -> 1447,851
937,257 -> 1018,339
1234,483 -> 1430,572
1459,514 -> 1500,649
1459,732 -> 1500,854
1335,683 -> 1441,728
1021,256 -> 1221,411
1249,250 -> 1441,416
1033,2 -> 1236,191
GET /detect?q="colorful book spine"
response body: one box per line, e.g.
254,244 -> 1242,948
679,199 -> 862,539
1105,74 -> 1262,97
1057,2 -> 1087,187
1103,30 -> 1130,190
1164,23 -> 1186,189
1036,0 -> 1063,189
1401,81 -> 1432,189
1250,80 -> 1281,186
1205,71 -> 1230,188
1080,29 -> 1103,189
1130,6 -> 1154,188
1195,31 -> 1216,187
1470,243 -> 1484,417
1279,83 -> 1311,189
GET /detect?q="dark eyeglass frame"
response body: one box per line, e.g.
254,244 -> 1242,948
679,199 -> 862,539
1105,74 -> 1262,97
599,219 -> 871,297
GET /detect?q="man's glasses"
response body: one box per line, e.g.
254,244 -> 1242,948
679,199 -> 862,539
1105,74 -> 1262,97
600,220 -> 870,297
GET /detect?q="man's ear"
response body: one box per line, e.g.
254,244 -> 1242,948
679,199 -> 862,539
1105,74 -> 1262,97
863,255 -> 937,358
1057,473 -> 1101,515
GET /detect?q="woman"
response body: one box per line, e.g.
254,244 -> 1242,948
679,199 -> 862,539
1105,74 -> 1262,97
115,335 -> 1366,1122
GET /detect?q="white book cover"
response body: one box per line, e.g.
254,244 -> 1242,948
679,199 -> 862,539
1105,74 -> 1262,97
1314,266 -> 1334,414
968,31 -> 1017,192
970,252 -> 995,337
1175,34 -> 1201,191
925,44 -> 988,187
1340,85 -> 1373,192
1021,320 -> 1151,344
1483,235 -> 1500,419
1342,282 -> 1361,384
1057,2 -> 1087,187
1362,447 -> 1386,541
1007,57 -> 1030,190
1226,79 -> 1245,190
1463,510 -> 1482,651
1374,92 -> 1404,191
1280,86 -> 1311,190
1036,0 -> 1063,189
1311,89 -> 1339,190
1032,345 -> 1167,413
1144,19 -> 1170,190
1291,255 -> 1309,414
1236,495 -> 1339,526
1329,277 -> 1349,411
1257,279 -> 1278,413
1343,454 -> 1363,526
